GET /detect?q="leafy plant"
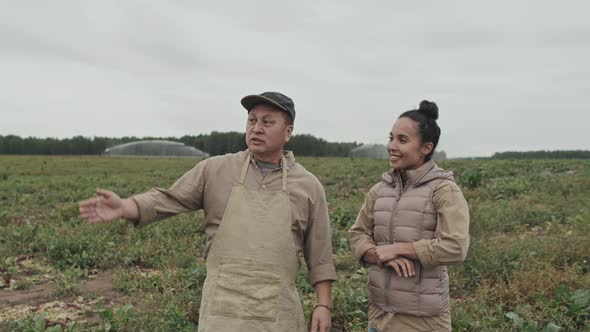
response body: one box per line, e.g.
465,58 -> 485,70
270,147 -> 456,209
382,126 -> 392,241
460,169 -> 483,189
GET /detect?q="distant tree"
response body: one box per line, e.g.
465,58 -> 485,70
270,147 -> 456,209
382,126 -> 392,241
0,133 -> 359,157
287,134 -> 359,157
492,150 -> 590,159
3,135 -> 24,154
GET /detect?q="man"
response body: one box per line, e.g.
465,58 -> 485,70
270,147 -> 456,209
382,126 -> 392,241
78,92 -> 336,332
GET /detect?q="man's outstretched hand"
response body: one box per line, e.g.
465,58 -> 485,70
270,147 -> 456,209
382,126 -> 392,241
78,189 -> 126,224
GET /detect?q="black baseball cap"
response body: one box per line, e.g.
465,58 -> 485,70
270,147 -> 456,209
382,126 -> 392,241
241,92 -> 296,121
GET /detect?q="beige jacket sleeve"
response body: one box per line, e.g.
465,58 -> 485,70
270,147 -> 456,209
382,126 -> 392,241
130,160 -> 207,227
413,180 -> 470,268
348,183 -> 381,265
304,185 -> 338,285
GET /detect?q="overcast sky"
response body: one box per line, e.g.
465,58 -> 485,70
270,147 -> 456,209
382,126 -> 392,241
1,1 -> 588,157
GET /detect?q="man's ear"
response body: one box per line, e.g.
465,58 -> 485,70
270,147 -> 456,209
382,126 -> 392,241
285,125 -> 293,143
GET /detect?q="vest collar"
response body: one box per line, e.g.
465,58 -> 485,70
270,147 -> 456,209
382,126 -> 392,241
382,160 -> 454,186
399,160 -> 436,186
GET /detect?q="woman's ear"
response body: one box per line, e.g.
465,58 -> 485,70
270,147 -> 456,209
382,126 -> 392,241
421,142 -> 433,157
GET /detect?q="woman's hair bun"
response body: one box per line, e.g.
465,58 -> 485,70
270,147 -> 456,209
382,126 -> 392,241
418,100 -> 439,120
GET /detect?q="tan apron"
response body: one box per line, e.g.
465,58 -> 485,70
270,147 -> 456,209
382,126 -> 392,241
197,155 -> 306,332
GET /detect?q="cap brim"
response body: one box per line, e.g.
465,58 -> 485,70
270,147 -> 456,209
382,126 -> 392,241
240,95 -> 289,113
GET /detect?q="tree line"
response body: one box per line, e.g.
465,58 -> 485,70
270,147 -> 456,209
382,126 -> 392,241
0,133 -> 360,157
492,150 -> 590,159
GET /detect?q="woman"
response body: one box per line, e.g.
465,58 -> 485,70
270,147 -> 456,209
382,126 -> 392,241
348,101 -> 470,332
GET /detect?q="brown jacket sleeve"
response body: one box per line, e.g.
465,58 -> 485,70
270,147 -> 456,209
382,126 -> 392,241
304,184 -> 337,285
413,180 -> 470,268
130,160 -> 207,227
348,183 -> 381,265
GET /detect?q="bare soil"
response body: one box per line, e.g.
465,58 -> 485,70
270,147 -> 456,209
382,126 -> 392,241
0,269 -> 147,327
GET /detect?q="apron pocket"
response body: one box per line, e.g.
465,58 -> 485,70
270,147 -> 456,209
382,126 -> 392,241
210,257 -> 281,321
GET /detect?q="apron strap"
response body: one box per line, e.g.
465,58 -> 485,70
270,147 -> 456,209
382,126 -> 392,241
239,154 -> 251,184
240,153 -> 289,192
281,155 -> 288,192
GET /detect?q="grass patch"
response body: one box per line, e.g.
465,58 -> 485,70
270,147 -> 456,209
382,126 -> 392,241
1,156 -> 589,331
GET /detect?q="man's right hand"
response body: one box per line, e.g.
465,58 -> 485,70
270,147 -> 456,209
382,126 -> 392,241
362,247 -> 382,266
79,188 -> 128,223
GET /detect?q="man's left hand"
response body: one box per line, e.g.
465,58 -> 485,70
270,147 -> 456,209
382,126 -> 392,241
310,305 -> 331,332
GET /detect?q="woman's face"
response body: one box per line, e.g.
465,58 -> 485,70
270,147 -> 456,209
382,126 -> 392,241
387,117 -> 433,170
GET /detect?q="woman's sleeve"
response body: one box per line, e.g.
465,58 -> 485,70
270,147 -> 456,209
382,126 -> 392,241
412,180 -> 470,268
348,183 -> 381,265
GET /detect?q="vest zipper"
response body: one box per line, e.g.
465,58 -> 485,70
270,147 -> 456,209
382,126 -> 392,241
385,178 -> 404,310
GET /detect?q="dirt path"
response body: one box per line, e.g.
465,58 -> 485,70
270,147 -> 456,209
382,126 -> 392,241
79,271 -> 120,301
0,283 -> 54,307
0,269 -> 139,326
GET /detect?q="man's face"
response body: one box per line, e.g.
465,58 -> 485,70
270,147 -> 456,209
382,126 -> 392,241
245,104 -> 293,161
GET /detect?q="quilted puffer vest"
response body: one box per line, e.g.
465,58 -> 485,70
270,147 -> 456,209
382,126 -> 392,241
368,160 -> 454,316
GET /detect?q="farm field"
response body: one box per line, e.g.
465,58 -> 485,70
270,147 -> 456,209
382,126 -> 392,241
0,155 -> 589,331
